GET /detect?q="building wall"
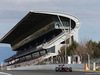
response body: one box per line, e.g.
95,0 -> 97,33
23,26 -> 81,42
9,64 -> 85,70
73,29 -> 79,42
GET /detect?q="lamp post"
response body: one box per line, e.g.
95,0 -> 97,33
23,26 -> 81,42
57,15 -> 71,64
65,19 -> 71,64
65,33 -> 67,64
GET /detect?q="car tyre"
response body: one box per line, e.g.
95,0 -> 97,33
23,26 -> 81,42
69,67 -> 72,72
55,67 -> 59,72
58,67 -> 62,72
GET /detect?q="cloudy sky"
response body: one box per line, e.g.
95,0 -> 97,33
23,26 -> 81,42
0,0 -> 100,47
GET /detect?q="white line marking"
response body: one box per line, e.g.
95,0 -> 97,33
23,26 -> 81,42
0,72 -> 12,75
85,72 -> 100,74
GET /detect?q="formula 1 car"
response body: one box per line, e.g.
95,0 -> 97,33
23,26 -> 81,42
55,64 -> 72,72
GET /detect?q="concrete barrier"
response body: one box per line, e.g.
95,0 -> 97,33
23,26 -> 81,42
10,64 -> 85,70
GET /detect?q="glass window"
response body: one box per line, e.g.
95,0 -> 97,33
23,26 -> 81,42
54,21 -> 69,29
32,52 -> 40,58
40,50 -> 46,56
47,46 -> 55,53
55,22 -> 60,28
25,55 -> 32,60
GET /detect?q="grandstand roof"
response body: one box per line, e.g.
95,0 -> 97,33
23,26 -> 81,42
0,11 -> 80,44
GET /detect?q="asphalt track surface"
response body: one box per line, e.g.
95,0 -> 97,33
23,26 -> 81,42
0,70 -> 100,75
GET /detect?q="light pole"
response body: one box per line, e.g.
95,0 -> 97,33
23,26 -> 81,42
65,33 -> 67,64
57,15 -> 71,64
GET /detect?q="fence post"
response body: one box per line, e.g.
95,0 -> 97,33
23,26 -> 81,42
59,56 -> 61,64
62,56 -> 64,64
93,62 -> 96,71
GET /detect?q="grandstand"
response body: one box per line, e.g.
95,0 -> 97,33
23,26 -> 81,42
0,11 -> 80,67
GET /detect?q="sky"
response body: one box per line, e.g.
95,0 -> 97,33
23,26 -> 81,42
0,0 -> 100,64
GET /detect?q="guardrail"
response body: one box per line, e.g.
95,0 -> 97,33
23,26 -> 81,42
8,64 -> 85,70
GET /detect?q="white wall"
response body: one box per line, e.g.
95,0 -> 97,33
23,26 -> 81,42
9,64 -> 85,70
73,29 -> 79,42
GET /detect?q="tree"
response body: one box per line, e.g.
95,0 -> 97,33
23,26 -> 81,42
59,41 -> 79,56
86,40 -> 100,58
85,40 -> 95,58
76,44 -> 87,56
67,41 -> 79,56
59,40 -> 100,59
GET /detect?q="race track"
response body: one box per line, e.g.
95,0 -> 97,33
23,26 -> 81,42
0,70 -> 100,75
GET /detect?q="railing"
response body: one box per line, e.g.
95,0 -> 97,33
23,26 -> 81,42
43,32 -> 64,47
7,53 -> 52,69
43,32 -> 69,48
5,46 -> 39,62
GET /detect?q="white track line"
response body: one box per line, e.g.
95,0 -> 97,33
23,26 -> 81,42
85,72 -> 100,74
0,72 -> 12,75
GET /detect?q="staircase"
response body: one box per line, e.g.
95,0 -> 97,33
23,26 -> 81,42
43,32 -> 70,49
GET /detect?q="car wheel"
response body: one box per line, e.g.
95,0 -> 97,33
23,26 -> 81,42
59,67 -> 62,72
69,67 -> 72,72
55,67 -> 59,72
62,68 -> 65,72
